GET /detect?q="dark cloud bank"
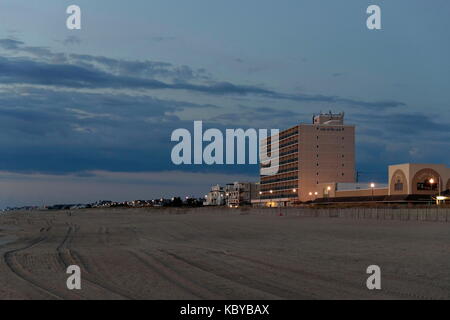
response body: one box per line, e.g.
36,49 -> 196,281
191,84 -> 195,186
0,37 -> 448,180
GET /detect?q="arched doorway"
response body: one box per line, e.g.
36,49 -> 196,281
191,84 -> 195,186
390,169 -> 408,195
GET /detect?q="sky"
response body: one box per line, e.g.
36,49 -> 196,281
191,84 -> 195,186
0,0 -> 449,207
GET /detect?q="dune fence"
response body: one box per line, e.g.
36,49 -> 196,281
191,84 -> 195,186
246,207 -> 450,222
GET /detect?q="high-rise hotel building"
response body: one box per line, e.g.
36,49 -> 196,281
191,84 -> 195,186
258,112 -> 355,206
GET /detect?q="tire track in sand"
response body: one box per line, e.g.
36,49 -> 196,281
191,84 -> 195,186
3,235 -> 65,300
56,224 -> 135,299
128,249 -> 224,299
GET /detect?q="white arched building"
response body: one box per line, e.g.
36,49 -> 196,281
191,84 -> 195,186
388,163 -> 450,196
289,163 -> 450,205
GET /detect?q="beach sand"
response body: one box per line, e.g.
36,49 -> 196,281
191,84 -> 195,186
0,207 -> 449,300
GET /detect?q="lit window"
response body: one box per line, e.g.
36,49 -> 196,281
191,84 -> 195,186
417,180 -> 437,191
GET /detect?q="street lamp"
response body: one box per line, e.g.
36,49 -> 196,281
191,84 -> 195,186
370,183 -> 375,201
293,188 -> 296,193
429,177 -> 441,196
326,186 -> 332,198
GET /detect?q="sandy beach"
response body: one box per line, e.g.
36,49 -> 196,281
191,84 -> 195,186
0,207 -> 449,300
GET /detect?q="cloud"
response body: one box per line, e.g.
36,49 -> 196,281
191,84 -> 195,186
0,37 -> 406,109
0,39 -> 54,57
351,113 -> 450,137
0,38 -> 24,49
1,36 -> 441,207
353,112 -> 450,180
0,38 -> 209,82
0,56 -> 276,96
210,105 -> 302,128
0,86 -> 228,174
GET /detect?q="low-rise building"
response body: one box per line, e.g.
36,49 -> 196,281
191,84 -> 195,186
310,163 -> 450,204
225,182 -> 259,207
204,182 -> 260,207
388,163 -> 450,196
204,185 -> 226,206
